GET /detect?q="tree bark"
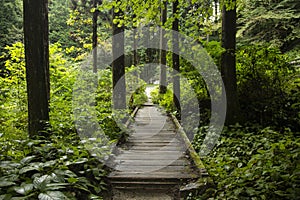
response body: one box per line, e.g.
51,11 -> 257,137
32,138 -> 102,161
112,3 -> 126,109
92,0 -> 98,73
214,0 -> 218,23
221,0 -> 240,125
133,28 -> 138,66
172,0 -> 180,119
159,0 -> 167,94
23,0 -> 50,137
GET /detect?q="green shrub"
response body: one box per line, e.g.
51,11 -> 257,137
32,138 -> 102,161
0,134 -> 106,199
0,42 -> 28,140
150,85 -> 175,113
192,125 -> 300,199
0,42 -> 148,199
236,44 -> 299,130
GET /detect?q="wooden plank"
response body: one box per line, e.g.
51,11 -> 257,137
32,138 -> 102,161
126,142 -> 181,145
130,129 -> 176,132
129,138 -> 181,142
133,123 -> 167,128
114,165 -> 193,172
133,129 -> 175,133
112,159 -> 187,166
125,141 -> 183,146
130,134 -> 180,138
115,154 -> 186,160
115,150 -> 186,154
110,181 -> 178,185
130,133 -> 176,136
108,104 -> 204,189
126,146 -> 184,151
109,171 -> 199,179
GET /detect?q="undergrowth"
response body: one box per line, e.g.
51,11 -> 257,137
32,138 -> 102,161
192,125 -> 300,199
0,42 -> 147,199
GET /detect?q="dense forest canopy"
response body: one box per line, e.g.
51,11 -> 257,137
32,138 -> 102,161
0,0 -> 299,199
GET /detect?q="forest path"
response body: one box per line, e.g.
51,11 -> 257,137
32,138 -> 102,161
107,86 -> 209,200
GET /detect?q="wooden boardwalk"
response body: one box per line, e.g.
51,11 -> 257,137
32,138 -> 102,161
107,100 -> 211,199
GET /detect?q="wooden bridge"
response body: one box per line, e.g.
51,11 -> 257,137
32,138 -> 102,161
106,94 -> 212,199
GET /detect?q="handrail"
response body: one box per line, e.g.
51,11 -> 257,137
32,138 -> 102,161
117,106 -> 139,145
169,114 -> 214,193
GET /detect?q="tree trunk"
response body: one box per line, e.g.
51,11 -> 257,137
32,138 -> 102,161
221,0 -> 240,125
172,0 -> 180,119
92,0 -> 98,73
23,0 -> 50,137
214,0 -> 218,23
132,27 -> 139,84
133,28 -> 138,66
112,3 -> 126,109
159,0 -> 167,94
143,25 -> 150,82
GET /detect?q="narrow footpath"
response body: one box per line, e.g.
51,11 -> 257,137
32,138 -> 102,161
107,87 -> 209,199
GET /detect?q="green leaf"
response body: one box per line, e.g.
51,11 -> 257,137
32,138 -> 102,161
33,175 -> 51,191
0,161 -> 20,169
0,180 -> 15,187
66,158 -> 88,166
14,183 -> 34,195
67,177 -> 78,183
89,194 -> 103,200
19,165 -> 40,174
38,191 -> 68,200
46,183 -> 69,191
20,156 -> 36,165
112,19 -> 118,24
42,160 -> 57,168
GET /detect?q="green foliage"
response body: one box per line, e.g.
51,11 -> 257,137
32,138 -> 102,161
236,44 -> 300,130
1,1 -> 299,199
0,42 -> 148,198
66,8 -> 93,59
179,0 -> 216,41
151,85 -> 175,113
237,0 -> 300,52
0,42 -> 107,198
100,0 -> 161,28
0,42 -> 27,139
0,134 -> 106,199
202,41 -> 225,68
128,85 -> 148,109
126,66 -> 148,109
192,125 -> 300,199
49,0 -> 74,49
0,0 -> 22,53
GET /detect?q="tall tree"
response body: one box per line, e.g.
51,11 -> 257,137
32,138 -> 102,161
159,0 -> 167,94
92,0 -> 99,73
221,0 -> 240,125
173,0 -> 181,119
23,0 -> 50,136
133,28 -> 138,67
112,1 -> 126,109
